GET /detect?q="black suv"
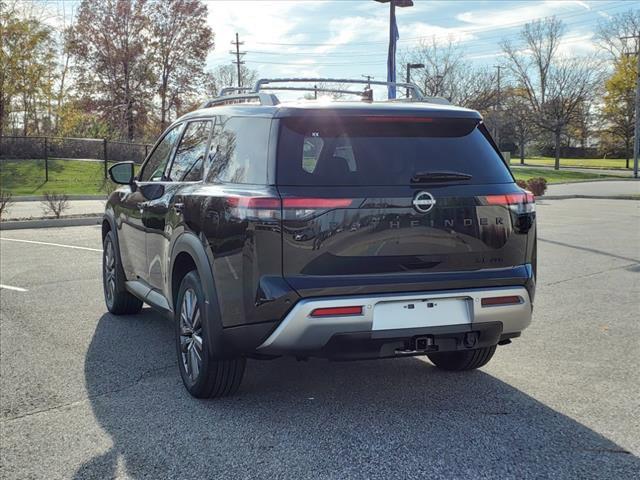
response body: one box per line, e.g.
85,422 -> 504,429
102,79 -> 536,398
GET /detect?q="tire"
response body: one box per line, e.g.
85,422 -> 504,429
175,270 -> 246,398
427,345 -> 497,371
102,230 -> 143,315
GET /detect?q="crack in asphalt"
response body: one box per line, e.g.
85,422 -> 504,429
1,364 -> 175,424
541,262 -> 639,287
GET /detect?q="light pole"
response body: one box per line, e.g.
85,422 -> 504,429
406,63 -> 424,98
375,0 -> 415,99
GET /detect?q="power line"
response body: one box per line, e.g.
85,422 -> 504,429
243,11 -> 621,61
245,1 -> 627,48
230,32 -> 245,88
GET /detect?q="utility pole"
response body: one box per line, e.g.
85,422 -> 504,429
621,34 -> 640,178
494,65 -> 503,150
361,75 -> 374,89
230,33 -> 245,88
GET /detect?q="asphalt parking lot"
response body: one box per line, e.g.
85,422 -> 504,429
1,198 -> 639,479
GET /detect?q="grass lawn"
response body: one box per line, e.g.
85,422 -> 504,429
0,159 -> 113,195
0,158 -> 626,196
510,166 -> 623,184
511,156 -> 632,170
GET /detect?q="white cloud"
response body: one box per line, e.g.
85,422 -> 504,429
455,0 -> 588,31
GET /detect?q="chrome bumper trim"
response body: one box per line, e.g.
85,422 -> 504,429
257,286 -> 532,353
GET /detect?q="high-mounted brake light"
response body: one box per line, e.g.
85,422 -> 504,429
310,306 -> 363,317
363,116 -> 434,123
481,296 -> 522,307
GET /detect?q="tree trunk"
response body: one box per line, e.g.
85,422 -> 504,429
520,141 -> 525,164
554,129 -> 561,170
625,138 -> 630,169
160,92 -> 167,132
126,99 -> 134,141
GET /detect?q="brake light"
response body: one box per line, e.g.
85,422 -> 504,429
225,197 -> 353,220
310,306 -> 363,317
485,192 -> 535,205
282,198 -> 353,209
481,296 -> 522,307
483,191 -> 535,213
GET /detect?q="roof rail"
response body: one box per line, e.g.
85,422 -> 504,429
219,86 -> 253,96
254,77 -> 424,100
200,92 -> 279,108
199,77 -> 438,109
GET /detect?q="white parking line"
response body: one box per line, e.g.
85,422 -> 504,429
0,284 -> 28,292
224,256 -> 239,280
0,238 -> 102,252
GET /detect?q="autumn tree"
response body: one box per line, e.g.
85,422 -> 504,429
67,0 -> 154,141
602,56 -> 637,167
150,0 -> 213,131
0,1 -> 56,136
502,17 -> 601,169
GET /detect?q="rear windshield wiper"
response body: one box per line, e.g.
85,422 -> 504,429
411,171 -> 473,183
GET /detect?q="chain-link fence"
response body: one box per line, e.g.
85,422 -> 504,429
0,136 -> 151,183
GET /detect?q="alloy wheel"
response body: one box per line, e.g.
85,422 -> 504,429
179,288 -> 203,382
103,238 -> 116,308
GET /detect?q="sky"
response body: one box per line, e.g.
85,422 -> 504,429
203,0 -> 632,78
38,0 -> 635,96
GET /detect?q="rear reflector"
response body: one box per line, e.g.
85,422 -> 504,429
310,306 -> 363,317
481,296 -> 522,307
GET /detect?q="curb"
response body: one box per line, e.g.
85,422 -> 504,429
10,195 -> 107,202
0,216 -> 102,230
540,195 -> 639,200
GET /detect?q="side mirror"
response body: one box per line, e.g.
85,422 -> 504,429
109,162 -> 135,185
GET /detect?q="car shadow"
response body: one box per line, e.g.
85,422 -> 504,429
76,312 -> 639,479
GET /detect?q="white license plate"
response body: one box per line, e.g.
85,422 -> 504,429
372,298 -> 471,331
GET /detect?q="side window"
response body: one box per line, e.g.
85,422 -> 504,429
139,125 -> 182,181
302,137 -> 324,173
206,117 -> 270,184
167,120 -> 212,182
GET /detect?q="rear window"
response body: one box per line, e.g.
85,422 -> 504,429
276,116 -> 513,186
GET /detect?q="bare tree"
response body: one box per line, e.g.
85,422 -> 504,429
399,39 -> 497,111
41,192 -> 70,218
150,0 -> 214,131
0,190 -> 14,220
502,88 -> 536,164
205,64 -> 259,97
595,9 -> 640,61
502,17 -> 601,169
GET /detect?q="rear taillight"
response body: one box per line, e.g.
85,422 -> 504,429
310,306 -> 363,317
226,197 -> 281,220
483,191 -> 535,213
226,197 -> 354,220
481,295 -> 522,307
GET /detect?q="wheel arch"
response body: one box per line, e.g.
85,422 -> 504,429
170,233 -> 225,357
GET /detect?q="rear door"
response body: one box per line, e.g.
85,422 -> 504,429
275,113 -> 535,297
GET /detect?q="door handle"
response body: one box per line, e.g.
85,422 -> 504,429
137,201 -> 149,214
174,202 -> 185,214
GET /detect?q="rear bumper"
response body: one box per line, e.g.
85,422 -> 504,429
257,286 -> 532,357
